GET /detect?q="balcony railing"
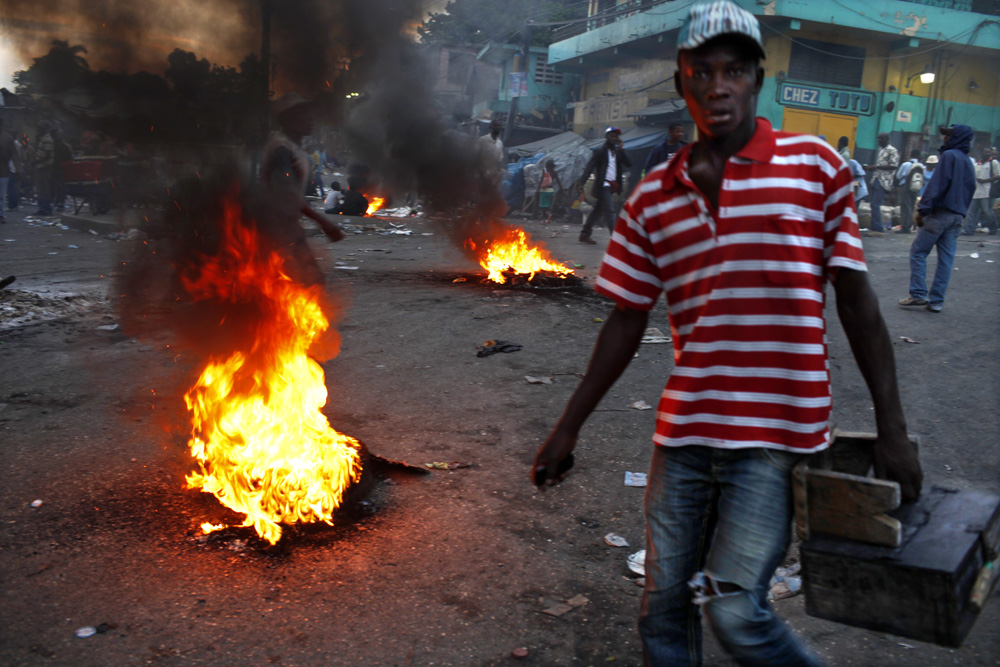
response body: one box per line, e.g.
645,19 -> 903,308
551,0 -> 996,44
551,0 -> 675,43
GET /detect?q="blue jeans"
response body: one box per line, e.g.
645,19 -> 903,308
965,198 -> 996,234
909,211 -> 963,307
869,180 -> 888,231
0,176 -> 7,219
581,185 -> 615,240
640,445 -> 821,667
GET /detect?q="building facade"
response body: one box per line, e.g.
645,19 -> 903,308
549,0 -> 1000,159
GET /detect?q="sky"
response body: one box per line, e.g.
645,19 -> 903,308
0,0 -> 449,93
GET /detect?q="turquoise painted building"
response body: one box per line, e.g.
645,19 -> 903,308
548,0 -> 1000,160
476,43 -> 581,131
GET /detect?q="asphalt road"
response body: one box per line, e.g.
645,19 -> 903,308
1,201 -> 998,666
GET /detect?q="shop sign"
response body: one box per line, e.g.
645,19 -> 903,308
779,82 -> 876,116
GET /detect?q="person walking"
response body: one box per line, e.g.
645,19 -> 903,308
898,125 -> 976,313
532,3 -> 922,665
259,93 -> 344,286
864,132 -> 899,234
577,127 -> 631,244
896,149 -> 924,234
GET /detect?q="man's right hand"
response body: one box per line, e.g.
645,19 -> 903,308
532,428 -> 577,490
914,211 -> 924,228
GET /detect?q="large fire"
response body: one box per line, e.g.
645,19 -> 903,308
365,196 -> 386,216
180,193 -> 363,545
466,226 -> 574,284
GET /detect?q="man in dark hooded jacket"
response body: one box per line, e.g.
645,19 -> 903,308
898,124 -> 976,313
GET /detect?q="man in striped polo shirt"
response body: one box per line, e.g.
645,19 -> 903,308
531,2 -> 922,665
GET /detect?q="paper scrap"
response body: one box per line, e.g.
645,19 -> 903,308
625,472 -> 647,487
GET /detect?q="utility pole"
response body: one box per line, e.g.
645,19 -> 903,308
502,21 -> 533,148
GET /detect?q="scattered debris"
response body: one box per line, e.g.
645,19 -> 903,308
423,461 -> 474,470
578,517 -> 601,529
898,643 -> 916,650
476,339 -> 522,357
541,594 -> 590,617
67,244 -> 79,249
593,317 -> 605,323
511,647 -> 530,659
97,324 -> 120,331
768,563 -> 802,601
452,277 -> 467,283
75,627 -> 97,639
525,376 -> 553,385
630,400 -> 653,411
334,265 -> 359,270
627,550 -> 646,576
604,533 -> 630,548
899,336 -> 919,344
624,472 -> 647,487
641,327 -> 672,344
30,499 -> 43,508
970,252 -> 980,259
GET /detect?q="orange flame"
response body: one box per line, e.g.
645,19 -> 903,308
365,196 -> 386,216
467,227 -> 574,284
181,193 -> 362,545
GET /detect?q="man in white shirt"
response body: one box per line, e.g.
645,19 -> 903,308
964,147 -> 998,235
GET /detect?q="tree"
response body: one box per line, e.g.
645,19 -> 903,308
13,40 -> 92,94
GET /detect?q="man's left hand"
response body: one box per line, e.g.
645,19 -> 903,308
873,434 -> 923,502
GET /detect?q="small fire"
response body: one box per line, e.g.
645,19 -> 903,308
180,193 -> 363,545
467,226 -> 574,284
365,196 -> 386,216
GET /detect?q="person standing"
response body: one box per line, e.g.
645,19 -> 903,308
864,132 -> 899,234
896,149 -> 924,234
643,123 -> 688,174
577,127 -> 631,244
899,125 -> 976,313
920,154 -> 937,196
965,147 -> 998,235
532,2 -> 922,665
33,122 -> 55,216
0,119 -> 14,223
477,118 -> 506,193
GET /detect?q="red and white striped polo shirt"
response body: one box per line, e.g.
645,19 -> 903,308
596,118 -> 866,453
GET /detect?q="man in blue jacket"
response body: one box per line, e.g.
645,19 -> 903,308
898,125 -> 976,313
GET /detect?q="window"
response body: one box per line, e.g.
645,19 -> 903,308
788,38 -> 865,89
534,54 -> 564,86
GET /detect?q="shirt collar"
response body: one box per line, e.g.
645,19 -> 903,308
659,117 -> 775,191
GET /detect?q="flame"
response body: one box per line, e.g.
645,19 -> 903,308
365,196 -> 386,216
181,193 -> 363,545
467,227 -> 574,284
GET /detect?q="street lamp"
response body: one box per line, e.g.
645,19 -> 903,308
905,66 -> 935,89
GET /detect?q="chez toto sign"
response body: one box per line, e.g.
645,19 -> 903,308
779,82 -> 876,116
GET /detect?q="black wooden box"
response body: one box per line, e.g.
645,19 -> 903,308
801,485 -> 1000,647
